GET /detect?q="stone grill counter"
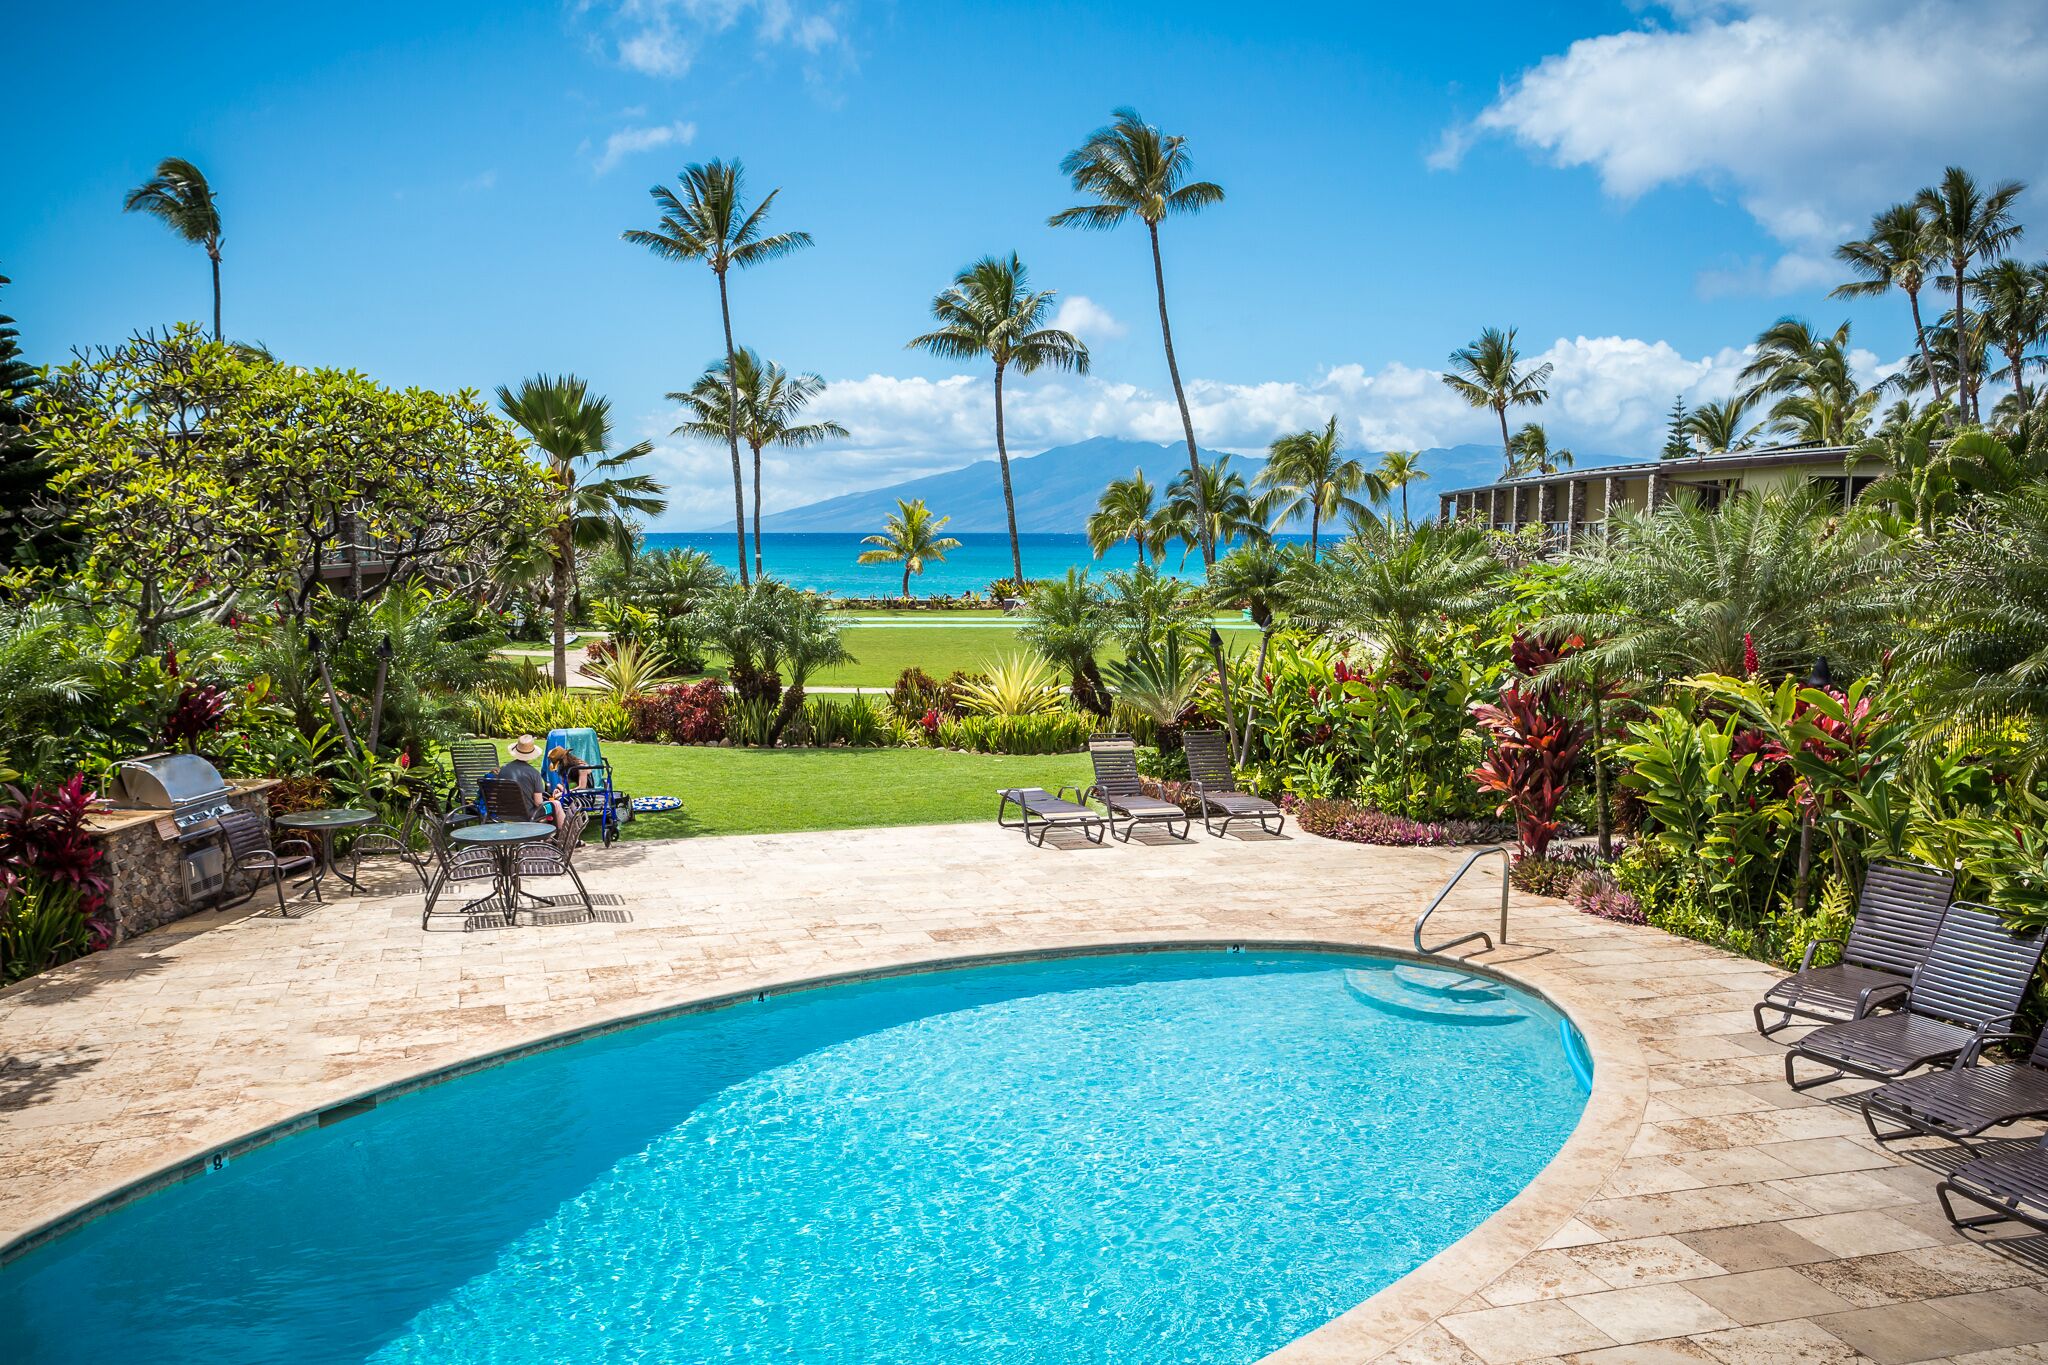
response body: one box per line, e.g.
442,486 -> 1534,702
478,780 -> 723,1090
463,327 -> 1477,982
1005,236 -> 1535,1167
83,778 -> 280,943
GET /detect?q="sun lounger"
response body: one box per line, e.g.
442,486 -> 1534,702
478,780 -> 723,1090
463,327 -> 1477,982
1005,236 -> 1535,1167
1862,1026 -> 2048,1143
1783,901 -> 2046,1092
1938,1134 -> 2048,1237
1754,859 -> 1955,1037
997,786 -> 1106,847
1086,734 -> 1191,841
1182,730 -> 1285,837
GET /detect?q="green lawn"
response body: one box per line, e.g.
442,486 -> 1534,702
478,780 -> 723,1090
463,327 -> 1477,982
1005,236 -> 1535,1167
808,620 -> 1260,688
596,742 -> 1094,839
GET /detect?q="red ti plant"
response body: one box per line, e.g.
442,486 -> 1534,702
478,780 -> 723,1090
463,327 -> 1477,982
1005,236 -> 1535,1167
1470,685 -> 1587,861
0,775 -> 112,950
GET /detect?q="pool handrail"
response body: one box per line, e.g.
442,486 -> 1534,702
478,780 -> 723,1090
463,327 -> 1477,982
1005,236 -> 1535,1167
1414,846 -> 1512,956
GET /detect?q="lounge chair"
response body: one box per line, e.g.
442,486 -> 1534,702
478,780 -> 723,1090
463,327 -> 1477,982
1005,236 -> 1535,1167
1754,859 -> 1955,1037
997,786 -> 1106,847
1938,1135 -> 2048,1238
1086,734 -> 1191,841
1182,730 -> 1285,838
1783,901 -> 2047,1092
1862,1026 -> 2048,1144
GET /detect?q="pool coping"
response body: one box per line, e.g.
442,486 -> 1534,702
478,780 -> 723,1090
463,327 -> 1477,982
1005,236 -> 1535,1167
0,933 -> 1642,1365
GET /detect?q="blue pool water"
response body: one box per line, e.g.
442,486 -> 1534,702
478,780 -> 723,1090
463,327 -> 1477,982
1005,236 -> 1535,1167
0,951 -> 1587,1364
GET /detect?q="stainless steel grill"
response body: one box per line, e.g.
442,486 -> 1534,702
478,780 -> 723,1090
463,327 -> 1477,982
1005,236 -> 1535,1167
109,753 -> 236,834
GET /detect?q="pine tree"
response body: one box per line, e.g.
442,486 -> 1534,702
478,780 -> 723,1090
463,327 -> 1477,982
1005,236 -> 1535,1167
1660,395 -> 1692,460
0,270 -> 67,567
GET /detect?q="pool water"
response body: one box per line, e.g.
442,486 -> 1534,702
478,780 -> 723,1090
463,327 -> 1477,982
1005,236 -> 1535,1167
1,951 -> 1587,1364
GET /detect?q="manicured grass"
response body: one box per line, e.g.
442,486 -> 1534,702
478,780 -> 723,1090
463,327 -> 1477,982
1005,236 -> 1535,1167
808,620 -> 1261,688
598,742 -> 1094,839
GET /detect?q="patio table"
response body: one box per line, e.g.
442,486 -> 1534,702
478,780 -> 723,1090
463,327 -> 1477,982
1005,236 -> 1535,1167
275,808 -> 378,893
451,820 -> 555,919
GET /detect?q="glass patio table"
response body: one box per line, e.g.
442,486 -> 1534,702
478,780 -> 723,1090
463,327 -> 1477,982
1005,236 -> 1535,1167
450,821 -> 555,919
275,808 -> 378,893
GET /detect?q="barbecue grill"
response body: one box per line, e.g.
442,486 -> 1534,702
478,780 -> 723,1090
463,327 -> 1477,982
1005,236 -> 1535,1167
108,754 -> 238,904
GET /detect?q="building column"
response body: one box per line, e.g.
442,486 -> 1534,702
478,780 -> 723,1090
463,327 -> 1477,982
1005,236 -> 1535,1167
1536,482 -> 1556,526
1647,469 -> 1669,509
1566,479 -> 1587,548
1506,483 -> 1521,531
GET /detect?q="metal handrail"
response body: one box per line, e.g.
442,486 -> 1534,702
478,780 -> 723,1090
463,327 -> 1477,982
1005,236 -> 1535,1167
1414,846 -> 1512,956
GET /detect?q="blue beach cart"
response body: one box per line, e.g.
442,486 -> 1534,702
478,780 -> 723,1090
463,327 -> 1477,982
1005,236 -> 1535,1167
545,727 -> 626,847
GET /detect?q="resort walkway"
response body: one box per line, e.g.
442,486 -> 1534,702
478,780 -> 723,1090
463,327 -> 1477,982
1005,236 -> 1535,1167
2,824 -> 2043,1363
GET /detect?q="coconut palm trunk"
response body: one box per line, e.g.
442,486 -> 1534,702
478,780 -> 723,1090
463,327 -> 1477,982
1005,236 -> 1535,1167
209,248 -> 222,343
1149,223 -> 1210,568
552,521 -> 573,687
1309,503 -> 1320,562
1496,405 -> 1512,471
715,270 -> 750,587
1908,292 -> 1943,406
750,435 -> 765,579
993,363 -> 1025,589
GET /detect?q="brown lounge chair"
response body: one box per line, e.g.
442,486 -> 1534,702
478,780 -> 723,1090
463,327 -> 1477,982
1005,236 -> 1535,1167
997,786 -> 1106,847
1086,734 -> 1191,841
1862,1026 -> 2048,1144
1783,902 -> 2046,1092
1939,1134 -> 2048,1238
1182,730 -> 1285,837
1754,859 -> 1955,1038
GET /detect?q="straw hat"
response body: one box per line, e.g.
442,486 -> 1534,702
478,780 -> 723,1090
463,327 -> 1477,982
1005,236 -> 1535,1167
509,735 -> 541,760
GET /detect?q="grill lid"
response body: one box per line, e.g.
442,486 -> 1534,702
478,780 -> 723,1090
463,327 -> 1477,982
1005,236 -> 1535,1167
111,753 -> 231,809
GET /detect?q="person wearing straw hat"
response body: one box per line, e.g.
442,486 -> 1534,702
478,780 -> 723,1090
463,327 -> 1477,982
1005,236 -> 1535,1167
494,735 -> 557,824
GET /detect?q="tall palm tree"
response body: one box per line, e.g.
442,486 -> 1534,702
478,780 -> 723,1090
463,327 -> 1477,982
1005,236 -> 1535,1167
623,160 -> 811,586
1087,468 -> 1165,565
1018,568 -> 1114,716
1740,318 -> 1874,445
1507,422 -> 1573,476
1050,108 -> 1226,566
1917,166 -> 2027,423
907,253 -> 1088,589
1679,395 -> 1759,454
1833,201 -> 1944,405
1971,258 -> 2048,411
122,157 -> 223,341
1256,415 -> 1385,560
495,375 -> 669,687
1207,540 -> 1301,685
1375,450 -> 1428,529
857,498 -> 963,598
670,347 -> 847,579
1159,455 -> 1266,566
1441,327 -> 1553,475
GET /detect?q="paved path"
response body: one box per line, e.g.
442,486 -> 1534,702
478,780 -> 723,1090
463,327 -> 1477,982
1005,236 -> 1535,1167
1,825 -> 2041,1363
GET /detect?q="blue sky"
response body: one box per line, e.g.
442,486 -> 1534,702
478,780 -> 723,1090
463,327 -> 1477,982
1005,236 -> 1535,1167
11,0 -> 2048,527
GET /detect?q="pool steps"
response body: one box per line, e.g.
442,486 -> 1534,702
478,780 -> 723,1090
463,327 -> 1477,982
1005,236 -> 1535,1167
1342,965 -> 1529,1026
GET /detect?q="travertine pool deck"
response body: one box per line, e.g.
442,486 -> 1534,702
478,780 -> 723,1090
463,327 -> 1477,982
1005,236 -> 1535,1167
2,823 -> 2043,1363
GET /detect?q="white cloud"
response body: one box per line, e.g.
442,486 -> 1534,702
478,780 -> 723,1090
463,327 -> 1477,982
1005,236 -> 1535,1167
1435,0 -> 2048,295
459,170 -> 498,193
582,0 -> 852,79
1051,295 -> 1126,342
635,334 -> 1846,528
591,120 -> 697,175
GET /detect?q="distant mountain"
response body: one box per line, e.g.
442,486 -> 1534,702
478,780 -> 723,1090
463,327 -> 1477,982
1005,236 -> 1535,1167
737,436 -> 1631,535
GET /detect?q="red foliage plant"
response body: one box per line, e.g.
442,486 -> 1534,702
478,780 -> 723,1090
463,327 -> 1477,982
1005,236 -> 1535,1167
626,680 -> 727,744
0,776 -> 112,950
1469,686 -> 1586,860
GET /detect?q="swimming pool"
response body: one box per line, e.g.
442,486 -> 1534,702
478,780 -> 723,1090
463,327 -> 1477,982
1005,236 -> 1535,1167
0,949 -> 1588,1364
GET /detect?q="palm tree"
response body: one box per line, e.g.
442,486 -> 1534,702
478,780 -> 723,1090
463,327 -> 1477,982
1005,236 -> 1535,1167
623,160 -> 811,586
1159,455 -> 1266,565
1506,422 -> 1573,476
1441,327 -> 1553,475
1087,469 -> 1166,565
764,589 -> 854,746
1102,562 -> 1203,646
1256,415 -> 1385,561
857,498 -> 963,599
907,253 -> 1088,589
123,158 -> 223,341
1050,108 -> 1226,566
1971,258 -> 2048,411
670,347 -> 847,580
495,375 -> 669,687
1834,202 -> 1944,404
1679,395 -> 1759,454
1292,522 -> 1503,671
1018,569 -> 1114,716
1376,450 -> 1428,529
1917,167 -> 2027,423
1207,540 -> 1300,685
1740,318 -> 1874,445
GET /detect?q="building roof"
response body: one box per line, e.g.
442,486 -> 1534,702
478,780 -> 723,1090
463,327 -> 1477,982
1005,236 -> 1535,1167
1440,442 -> 1863,499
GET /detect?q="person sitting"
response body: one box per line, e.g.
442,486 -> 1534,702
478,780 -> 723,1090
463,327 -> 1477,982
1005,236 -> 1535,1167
548,745 -> 594,792
494,735 -> 557,824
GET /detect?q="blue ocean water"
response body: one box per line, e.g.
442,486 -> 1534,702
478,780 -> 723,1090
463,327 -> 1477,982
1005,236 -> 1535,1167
644,531 -> 1308,595
0,950 -> 1586,1365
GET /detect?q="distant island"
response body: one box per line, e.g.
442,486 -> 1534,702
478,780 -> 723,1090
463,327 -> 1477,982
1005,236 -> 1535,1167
715,435 -> 1624,535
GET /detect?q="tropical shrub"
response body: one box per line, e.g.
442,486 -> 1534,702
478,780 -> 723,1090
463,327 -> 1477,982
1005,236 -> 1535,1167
626,680 -> 727,744
891,667 -> 942,717
1566,869 -> 1645,925
1470,685 -> 1585,860
936,710 -> 1093,755
466,687 -> 630,740
583,637 -> 680,704
1288,798 -> 1510,847
1509,846 -> 1605,897
729,697 -> 778,748
798,693 -> 894,748
0,775 -> 111,980
952,653 -> 1065,717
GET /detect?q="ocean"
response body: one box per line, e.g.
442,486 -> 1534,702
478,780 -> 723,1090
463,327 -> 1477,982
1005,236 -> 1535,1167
640,532 -> 1305,596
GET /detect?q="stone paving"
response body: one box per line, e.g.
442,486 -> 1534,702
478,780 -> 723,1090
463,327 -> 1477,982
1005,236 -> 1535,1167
1,822 -> 2043,1363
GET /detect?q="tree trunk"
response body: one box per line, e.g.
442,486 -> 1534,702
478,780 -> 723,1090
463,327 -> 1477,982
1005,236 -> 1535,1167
716,269 -> 750,587
1497,405 -> 1513,477
1308,503 -> 1320,562
1149,222 -> 1210,568
209,248 -> 222,344
993,362 -> 1024,590
768,680 -> 804,747
2010,348 -> 2030,411
552,523 -> 572,689
750,437 -> 765,580
902,563 -> 912,598
1955,266 -> 1971,423
1082,657 -> 1112,719
1400,483 -> 1410,530
1907,288 -> 1945,406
